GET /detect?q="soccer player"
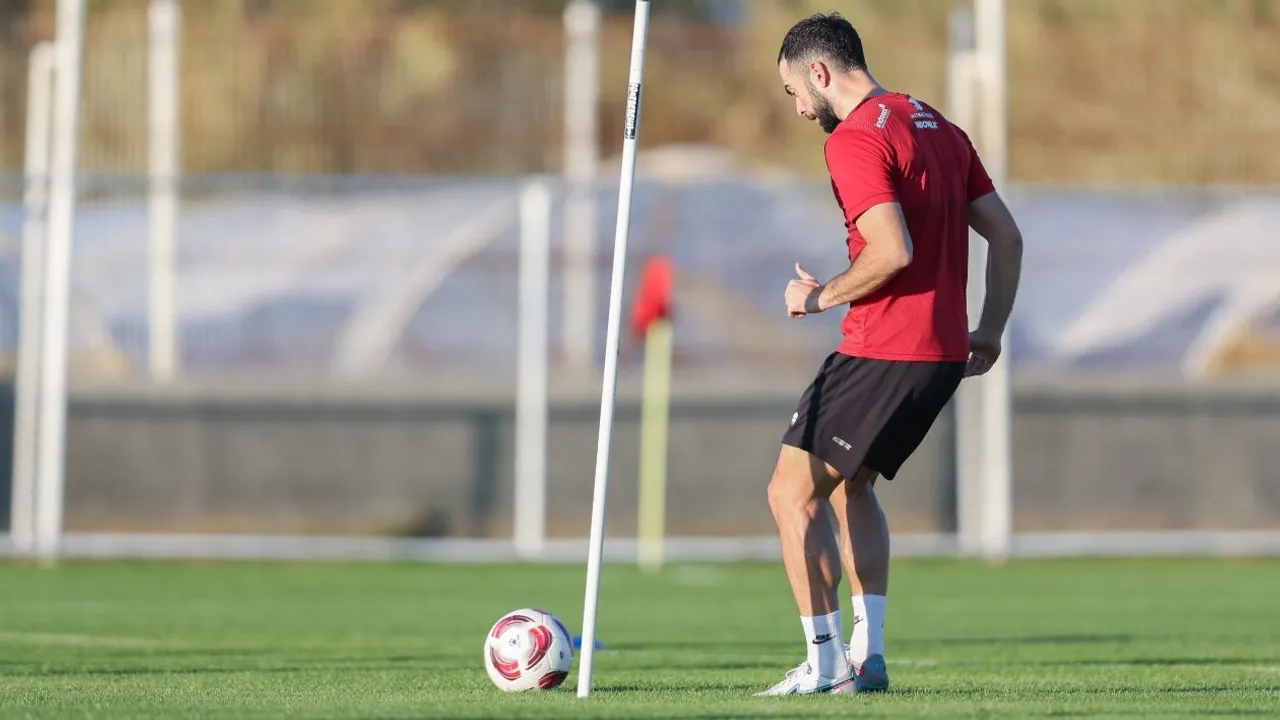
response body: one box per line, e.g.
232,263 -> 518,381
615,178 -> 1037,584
758,13 -> 1024,696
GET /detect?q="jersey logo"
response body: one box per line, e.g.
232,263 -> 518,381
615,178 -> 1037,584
908,96 -> 939,130
874,104 -> 890,129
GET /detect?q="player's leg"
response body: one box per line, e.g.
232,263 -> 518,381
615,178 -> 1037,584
768,444 -> 845,620
831,359 -> 967,693
830,466 -> 889,596
829,467 -> 890,692
756,443 -> 853,696
759,352 -> 897,695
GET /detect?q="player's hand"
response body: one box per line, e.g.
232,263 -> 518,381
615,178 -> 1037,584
966,327 -> 1002,377
785,263 -> 821,318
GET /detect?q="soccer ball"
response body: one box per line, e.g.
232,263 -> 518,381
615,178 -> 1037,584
483,608 -> 574,692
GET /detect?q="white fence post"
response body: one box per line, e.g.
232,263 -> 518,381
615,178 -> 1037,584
561,0 -> 601,370
10,43 -> 57,558
974,0 -> 1013,563
948,7 -> 985,559
514,181 -> 553,559
34,0 -> 87,563
950,2 -> 1012,563
148,0 -> 182,382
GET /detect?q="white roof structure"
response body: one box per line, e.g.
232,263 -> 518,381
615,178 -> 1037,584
598,142 -> 799,183
1053,198 -> 1280,376
0,155 -> 1275,378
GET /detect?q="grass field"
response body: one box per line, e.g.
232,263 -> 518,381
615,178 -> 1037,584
1,558 -> 1278,718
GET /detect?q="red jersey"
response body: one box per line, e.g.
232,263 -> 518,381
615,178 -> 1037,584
824,92 -> 995,361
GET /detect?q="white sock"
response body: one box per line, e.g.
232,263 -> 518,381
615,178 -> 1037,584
849,594 -> 886,664
800,610 -> 846,676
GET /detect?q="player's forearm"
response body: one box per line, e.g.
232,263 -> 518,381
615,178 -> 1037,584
976,233 -> 1023,336
808,250 -> 910,312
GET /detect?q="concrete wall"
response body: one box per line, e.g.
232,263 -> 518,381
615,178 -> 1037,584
2,374 -> 1279,537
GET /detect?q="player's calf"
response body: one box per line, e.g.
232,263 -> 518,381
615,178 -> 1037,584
764,446 -> 849,683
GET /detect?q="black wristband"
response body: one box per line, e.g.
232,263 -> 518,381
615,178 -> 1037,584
804,287 -> 823,314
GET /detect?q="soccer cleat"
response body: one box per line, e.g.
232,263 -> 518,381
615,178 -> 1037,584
754,661 -> 854,696
851,653 -> 890,693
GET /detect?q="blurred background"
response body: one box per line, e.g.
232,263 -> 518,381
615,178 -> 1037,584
1,0 -> 1278,560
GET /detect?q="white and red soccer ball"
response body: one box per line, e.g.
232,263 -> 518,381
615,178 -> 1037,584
483,608 -> 574,692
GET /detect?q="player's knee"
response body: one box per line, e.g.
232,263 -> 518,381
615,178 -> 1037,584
765,470 -> 789,517
767,466 -> 823,520
767,468 -> 803,517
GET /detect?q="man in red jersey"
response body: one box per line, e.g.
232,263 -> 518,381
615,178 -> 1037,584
757,13 -> 1024,696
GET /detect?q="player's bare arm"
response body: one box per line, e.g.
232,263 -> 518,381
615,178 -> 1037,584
965,190 -> 1023,376
785,202 -> 914,317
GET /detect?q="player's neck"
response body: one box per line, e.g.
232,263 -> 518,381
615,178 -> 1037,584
833,71 -> 887,122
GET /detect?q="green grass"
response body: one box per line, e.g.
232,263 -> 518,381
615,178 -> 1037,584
1,559 -> 1278,718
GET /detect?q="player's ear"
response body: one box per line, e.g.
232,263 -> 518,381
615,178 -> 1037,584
808,60 -> 831,88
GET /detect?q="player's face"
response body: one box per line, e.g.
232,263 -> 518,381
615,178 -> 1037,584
805,78 -> 841,134
779,59 -> 841,135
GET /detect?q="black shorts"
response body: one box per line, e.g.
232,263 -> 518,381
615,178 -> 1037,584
781,352 -> 965,481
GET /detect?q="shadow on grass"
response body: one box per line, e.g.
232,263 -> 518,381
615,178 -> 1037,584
597,682 -> 1266,698
4,654 -> 441,678
610,662 -> 782,673
606,640 -> 798,651
614,634 -> 1135,652
1031,710 -> 1278,718
1026,657 -> 1280,668
531,684 -> 1277,720
901,633 -> 1136,648
601,683 -> 760,693
890,685 -> 1266,699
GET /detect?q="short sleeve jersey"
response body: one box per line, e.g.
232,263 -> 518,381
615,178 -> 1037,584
824,92 -> 995,361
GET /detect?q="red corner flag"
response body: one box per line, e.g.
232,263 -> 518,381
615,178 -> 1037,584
631,254 -> 674,339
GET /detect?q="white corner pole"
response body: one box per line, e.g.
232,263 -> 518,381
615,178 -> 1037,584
562,0 -> 601,370
148,0 -> 181,381
577,0 -> 650,699
514,180 -> 553,560
10,42 -> 57,557
974,0 -> 1012,564
34,0 -> 86,563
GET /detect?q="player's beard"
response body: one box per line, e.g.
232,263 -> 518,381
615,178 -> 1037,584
805,79 -> 841,134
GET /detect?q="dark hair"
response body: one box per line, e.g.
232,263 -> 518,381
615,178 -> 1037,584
777,12 -> 867,73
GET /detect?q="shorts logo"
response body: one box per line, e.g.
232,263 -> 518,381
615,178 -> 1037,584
832,436 -> 852,451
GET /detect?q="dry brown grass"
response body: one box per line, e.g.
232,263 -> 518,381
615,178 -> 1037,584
738,0 -> 1280,184
1206,330 -> 1280,375
0,0 -> 1277,184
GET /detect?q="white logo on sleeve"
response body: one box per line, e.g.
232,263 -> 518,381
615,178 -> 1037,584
908,96 -> 938,129
832,436 -> 852,451
874,104 -> 891,129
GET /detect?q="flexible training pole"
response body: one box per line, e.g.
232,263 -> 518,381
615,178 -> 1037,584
577,0 -> 650,699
